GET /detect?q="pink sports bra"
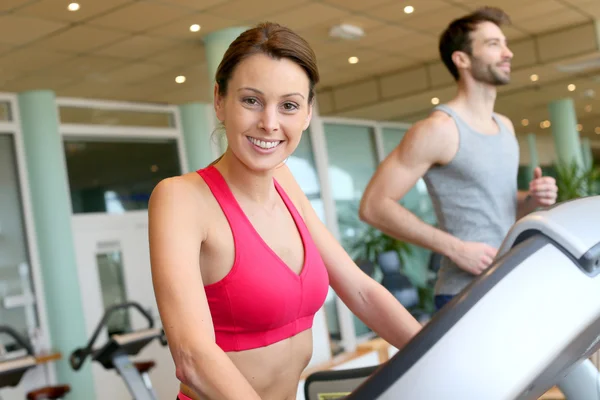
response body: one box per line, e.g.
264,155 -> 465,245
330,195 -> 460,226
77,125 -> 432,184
196,166 -> 330,352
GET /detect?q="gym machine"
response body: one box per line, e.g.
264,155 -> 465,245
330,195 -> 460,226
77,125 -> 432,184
305,195 -> 600,400
0,325 -> 70,399
69,302 -> 167,400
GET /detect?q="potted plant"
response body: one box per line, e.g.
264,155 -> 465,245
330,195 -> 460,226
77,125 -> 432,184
554,160 -> 599,202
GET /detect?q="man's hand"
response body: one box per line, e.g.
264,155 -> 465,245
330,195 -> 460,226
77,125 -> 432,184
449,241 -> 498,276
529,167 -> 558,207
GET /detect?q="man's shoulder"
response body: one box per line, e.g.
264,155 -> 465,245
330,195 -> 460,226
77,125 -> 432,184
494,113 -> 515,135
410,110 -> 458,139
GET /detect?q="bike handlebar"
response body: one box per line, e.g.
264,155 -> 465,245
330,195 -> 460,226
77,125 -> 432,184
0,325 -> 34,356
70,302 -> 154,371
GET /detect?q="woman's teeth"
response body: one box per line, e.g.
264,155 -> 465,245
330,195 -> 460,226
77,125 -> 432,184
248,137 -> 281,149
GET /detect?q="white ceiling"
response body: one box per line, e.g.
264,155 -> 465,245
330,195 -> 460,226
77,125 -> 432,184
0,0 -> 599,147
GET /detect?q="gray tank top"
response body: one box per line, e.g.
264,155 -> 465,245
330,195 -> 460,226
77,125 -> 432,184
422,104 -> 520,296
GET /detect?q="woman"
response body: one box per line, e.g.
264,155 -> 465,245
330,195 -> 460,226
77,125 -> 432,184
148,22 -> 422,400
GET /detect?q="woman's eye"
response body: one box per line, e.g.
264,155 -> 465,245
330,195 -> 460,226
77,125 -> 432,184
282,102 -> 298,111
243,97 -> 259,106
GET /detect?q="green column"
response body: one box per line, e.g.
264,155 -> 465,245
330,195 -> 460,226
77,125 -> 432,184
179,103 -> 215,171
203,26 -> 248,154
17,90 -> 95,398
581,137 -> 593,170
548,98 -> 584,170
526,133 -> 539,182
203,26 -> 249,87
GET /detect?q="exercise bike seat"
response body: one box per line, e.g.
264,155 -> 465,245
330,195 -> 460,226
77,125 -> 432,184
26,384 -> 71,400
134,360 -> 155,374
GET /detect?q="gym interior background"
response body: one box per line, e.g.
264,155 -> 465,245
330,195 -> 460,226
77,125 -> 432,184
0,0 -> 599,399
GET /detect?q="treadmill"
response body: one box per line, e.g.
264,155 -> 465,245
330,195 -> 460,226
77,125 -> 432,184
305,195 -> 600,400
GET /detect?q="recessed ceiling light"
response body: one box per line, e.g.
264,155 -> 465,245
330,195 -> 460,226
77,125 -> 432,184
348,56 -> 359,64
404,5 -> 414,14
540,120 -> 551,129
431,97 -> 439,105
175,75 -> 186,84
568,84 -> 576,91
150,165 -> 159,172
577,124 -> 583,132
521,119 -> 529,126
68,2 -> 80,11
595,127 -> 600,134
530,74 -> 538,82
585,104 -> 592,112
190,24 -> 201,32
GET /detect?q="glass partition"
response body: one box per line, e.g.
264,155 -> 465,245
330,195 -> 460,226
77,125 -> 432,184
63,138 -> 181,214
59,106 -> 175,128
287,129 -> 326,223
0,101 -> 11,121
0,134 -> 39,347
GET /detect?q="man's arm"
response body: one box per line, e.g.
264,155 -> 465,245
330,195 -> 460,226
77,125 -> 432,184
359,115 -> 497,276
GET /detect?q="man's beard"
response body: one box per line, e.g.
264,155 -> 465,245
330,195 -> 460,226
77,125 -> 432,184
470,56 -> 510,86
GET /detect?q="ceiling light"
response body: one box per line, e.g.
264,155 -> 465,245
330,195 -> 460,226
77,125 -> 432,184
540,120 -> 551,129
431,97 -> 439,105
175,75 -> 186,84
577,124 -> 583,132
568,84 -> 576,91
348,56 -> 359,64
404,5 -> 414,14
596,127 -> 600,134
329,24 -> 365,40
521,119 -> 529,126
585,105 -> 592,112
151,165 -> 159,172
530,74 -> 538,82
190,24 -> 201,32
68,2 -> 80,11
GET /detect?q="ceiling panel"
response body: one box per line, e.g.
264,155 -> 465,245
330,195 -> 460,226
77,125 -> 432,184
365,0 -> 464,26
144,12 -> 239,39
207,0 -> 311,21
265,2 -> 351,31
0,46 -> 74,76
92,35 -> 179,60
144,42 -> 206,68
321,0 -> 396,12
0,0 -> 35,13
32,25 -> 130,52
150,0 -> 230,11
86,1 -> 191,33
15,0 -> 135,23
516,8 -> 589,35
0,14 -> 67,46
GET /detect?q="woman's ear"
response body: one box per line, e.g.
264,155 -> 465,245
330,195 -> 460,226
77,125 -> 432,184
303,102 -> 313,131
214,83 -> 225,123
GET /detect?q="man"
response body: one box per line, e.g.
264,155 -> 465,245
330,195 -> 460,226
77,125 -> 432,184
359,7 -> 558,312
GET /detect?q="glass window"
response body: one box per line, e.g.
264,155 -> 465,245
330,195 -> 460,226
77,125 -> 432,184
324,123 -> 380,342
324,123 -> 379,250
64,138 -> 182,214
96,250 -> 131,336
0,134 -> 39,347
286,129 -> 326,223
0,101 -> 11,121
59,106 -> 175,128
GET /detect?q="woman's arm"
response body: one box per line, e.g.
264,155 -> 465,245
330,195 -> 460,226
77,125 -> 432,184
274,166 -> 422,350
148,177 -> 261,400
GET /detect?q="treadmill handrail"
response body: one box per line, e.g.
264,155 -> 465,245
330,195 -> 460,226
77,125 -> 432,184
0,325 -> 34,356
70,302 -> 154,371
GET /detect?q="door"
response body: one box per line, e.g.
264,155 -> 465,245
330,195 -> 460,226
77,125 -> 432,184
71,211 -> 178,400
0,133 -> 50,400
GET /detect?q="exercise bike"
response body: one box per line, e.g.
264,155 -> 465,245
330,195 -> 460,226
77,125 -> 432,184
0,325 -> 70,400
69,302 -> 167,400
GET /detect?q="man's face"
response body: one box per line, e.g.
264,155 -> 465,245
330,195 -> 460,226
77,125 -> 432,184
467,21 -> 513,85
